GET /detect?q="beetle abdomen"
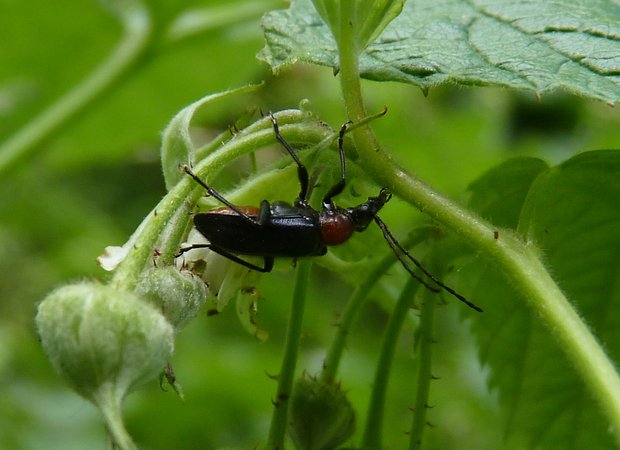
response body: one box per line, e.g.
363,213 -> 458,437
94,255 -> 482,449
194,210 -> 327,257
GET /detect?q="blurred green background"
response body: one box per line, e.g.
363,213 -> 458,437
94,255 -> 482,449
1,1 -> 619,449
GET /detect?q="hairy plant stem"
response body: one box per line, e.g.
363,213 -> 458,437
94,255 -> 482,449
320,233 -> 423,384
266,260 -> 311,450
95,383 -> 137,450
336,4 -> 620,443
409,287 -> 436,450
362,278 -> 420,449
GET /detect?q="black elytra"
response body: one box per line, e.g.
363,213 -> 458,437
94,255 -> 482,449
179,114 -> 482,312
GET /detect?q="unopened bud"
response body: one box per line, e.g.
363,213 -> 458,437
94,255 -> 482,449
288,376 -> 356,450
136,266 -> 207,333
35,282 -> 174,403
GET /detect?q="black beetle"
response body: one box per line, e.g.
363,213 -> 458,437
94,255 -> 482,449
180,114 -> 481,312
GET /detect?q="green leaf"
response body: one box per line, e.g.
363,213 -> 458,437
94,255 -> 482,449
259,0 -> 620,102
309,0 -> 341,43
466,150 -> 620,448
160,84 -> 260,190
468,157 -> 549,228
355,0 -> 405,49
310,0 -> 405,50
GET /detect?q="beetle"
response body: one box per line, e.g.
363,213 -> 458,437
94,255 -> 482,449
180,114 -> 481,312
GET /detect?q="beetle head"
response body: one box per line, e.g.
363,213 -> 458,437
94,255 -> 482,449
347,188 -> 392,232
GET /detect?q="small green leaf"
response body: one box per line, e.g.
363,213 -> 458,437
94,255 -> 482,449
466,150 -> 620,448
310,0 -> 404,50
355,0 -> 405,49
160,84 -> 260,190
260,0 -> 620,102
310,0 -> 341,43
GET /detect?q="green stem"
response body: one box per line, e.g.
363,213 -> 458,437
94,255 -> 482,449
498,240 -> 620,443
409,286 -> 436,450
0,6 -> 152,176
154,199 -> 194,265
95,383 -> 137,450
110,175 -> 198,290
319,258 -> 391,384
336,5 -> 620,443
320,234 -> 423,384
362,278 -> 420,449
266,260 -> 311,450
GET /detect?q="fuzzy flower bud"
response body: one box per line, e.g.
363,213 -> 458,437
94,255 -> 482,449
135,266 -> 208,333
35,282 -> 174,403
288,376 -> 356,450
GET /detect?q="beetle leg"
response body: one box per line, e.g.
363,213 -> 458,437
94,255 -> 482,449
177,243 -> 274,273
322,109 -> 388,209
322,121 -> 350,210
176,243 -> 211,257
270,113 -> 310,206
256,200 -> 272,226
208,246 -> 274,273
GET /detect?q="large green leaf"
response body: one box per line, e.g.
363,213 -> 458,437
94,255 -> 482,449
466,150 -> 620,448
259,0 -> 620,102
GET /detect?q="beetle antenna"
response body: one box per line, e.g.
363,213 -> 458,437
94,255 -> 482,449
180,164 -> 258,226
373,215 -> 483,312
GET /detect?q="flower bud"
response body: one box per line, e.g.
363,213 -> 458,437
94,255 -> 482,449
135,266 -> 208,333
35,282 -> 174,403
288,376 -> 356,450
